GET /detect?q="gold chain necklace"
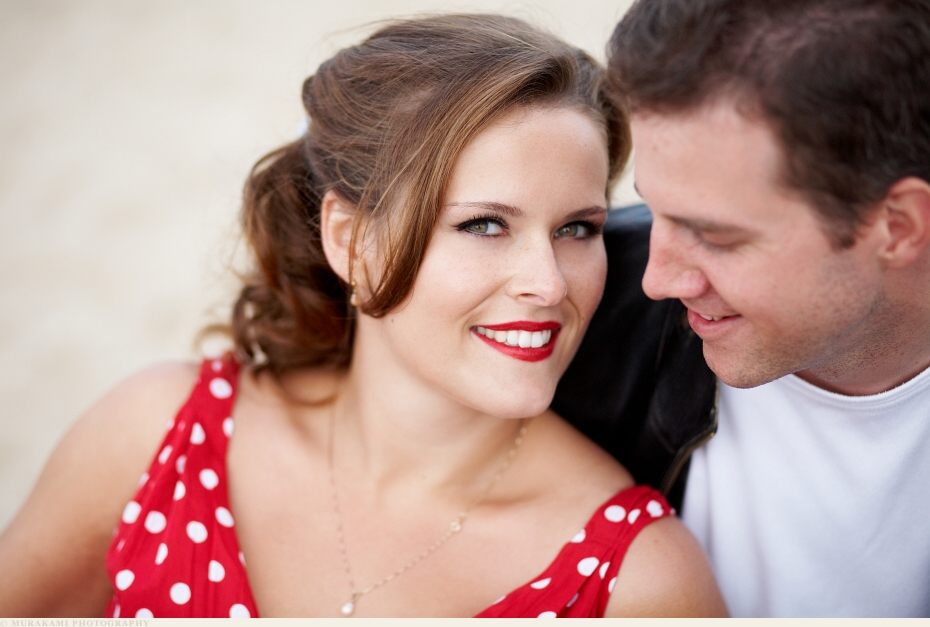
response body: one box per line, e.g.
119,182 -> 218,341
326,409 -> 528,617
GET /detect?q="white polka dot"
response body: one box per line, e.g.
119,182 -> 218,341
170,582 -> 192,605
604,504 -> 626,523
609,576 -> 617,594
173,480 -> 186,501
144,510 -> 167,534
577,556 -> 599,576
190,422 -> 206,445
566,592 -> 580,608
211,359 -> 223,372
229,603 -> 251,618
239,551 -> 246,566
155,542 -> 168,565
570,529 -> 586,543
122,501 -> 142,524
135,609 -> 154,619
138,472 -> 150,487
223,417 -> 234,438
530,577 -> 551,590
187,521 -> 208,543
115,569 -> 135,591
216,506 -> 235,528
628,509 -> 641,524
492,595 -> 506,605
538,611 -> 557,619
200,468 -> 220,490
646,499 -> 664,517
176,454 -> 187,474
158,445 -> 173,465
599,561 -> 611,579
113,604 -> 120,618
208,559 -> 226,583
116,539 -> 125,552
209,377 -> 233,399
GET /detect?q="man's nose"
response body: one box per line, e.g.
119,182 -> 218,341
641,222 -> 709,301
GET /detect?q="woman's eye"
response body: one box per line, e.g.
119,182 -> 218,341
555,221 -> 598,239
457,218 -> 506,236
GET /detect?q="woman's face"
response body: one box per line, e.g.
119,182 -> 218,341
361,106 -> 610,418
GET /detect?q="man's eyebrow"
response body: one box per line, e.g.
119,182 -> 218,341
667,214 -> 753,235
633,180 -> 752,235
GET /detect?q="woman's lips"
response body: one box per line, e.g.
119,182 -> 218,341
472,321 -> 561,362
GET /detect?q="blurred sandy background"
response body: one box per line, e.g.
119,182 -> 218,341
0,0 -> 638,529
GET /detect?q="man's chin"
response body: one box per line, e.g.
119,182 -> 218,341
703,347 -> 787,389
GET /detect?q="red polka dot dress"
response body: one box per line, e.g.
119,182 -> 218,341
474,485 -> 673,618
105,356 -> 255,619
104,356 -> 672,618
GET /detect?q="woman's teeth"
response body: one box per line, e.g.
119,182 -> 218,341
474,326 -> 552,348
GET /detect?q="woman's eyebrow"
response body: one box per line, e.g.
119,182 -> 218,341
445,201 -> 524,216
565,206 -> 608,221
445,202 -> 607,220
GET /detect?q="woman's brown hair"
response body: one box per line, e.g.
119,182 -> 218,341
230,13 -> 630,377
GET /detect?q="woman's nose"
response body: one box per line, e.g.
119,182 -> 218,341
506,238 -> 568,306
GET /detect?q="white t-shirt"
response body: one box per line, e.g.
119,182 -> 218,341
682,366 -> 930,617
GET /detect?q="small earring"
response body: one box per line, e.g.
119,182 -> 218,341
349,280 -> 358,307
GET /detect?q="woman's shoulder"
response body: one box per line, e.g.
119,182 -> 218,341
527,411 -> 635,497
84,360 -> 203,439
54,360 -> 206,504
100,359 -> 202,408
530,413 -> 726,617
0,360 -> 206,615
603,514 -> 727,616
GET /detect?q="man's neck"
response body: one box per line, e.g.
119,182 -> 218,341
796,348 -> 930,396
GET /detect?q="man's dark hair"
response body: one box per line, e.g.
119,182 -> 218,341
608,0 -> 930,247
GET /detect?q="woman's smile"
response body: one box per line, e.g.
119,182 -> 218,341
472,321 -> 561,362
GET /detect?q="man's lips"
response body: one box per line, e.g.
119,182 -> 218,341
686,308 -> 741,339
472,321 -> 561,362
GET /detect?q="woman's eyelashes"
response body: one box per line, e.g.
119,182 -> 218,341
454,214 -> 603,239
555,221 -> 602,239
456,214 -> 507,236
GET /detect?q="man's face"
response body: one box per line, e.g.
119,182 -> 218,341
631,101 -> 888,390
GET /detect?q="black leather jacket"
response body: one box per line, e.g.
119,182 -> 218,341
552,204 -> 718,510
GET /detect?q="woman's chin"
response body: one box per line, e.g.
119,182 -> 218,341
470,388 -> 555,421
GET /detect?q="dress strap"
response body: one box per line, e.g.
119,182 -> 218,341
183,355 -> 240,456
475,484 -> 673,618
586,485 -> 673,616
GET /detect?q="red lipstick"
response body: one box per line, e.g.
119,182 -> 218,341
472,321 -> 561,362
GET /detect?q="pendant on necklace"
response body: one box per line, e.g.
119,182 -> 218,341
340,600 -> 355,616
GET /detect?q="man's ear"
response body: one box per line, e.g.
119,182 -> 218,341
876,177 -> 930,268
320,189 -> 358,284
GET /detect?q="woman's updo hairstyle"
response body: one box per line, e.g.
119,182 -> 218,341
231,13 -> 630,377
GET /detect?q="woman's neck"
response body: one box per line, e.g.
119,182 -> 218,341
330,333 -> 528,504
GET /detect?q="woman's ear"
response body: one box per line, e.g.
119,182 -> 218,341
320,189 -> 358,284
